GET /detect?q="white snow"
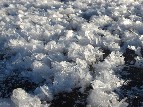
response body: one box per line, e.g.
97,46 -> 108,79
0,0 -> 143,107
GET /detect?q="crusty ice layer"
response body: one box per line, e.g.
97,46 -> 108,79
0,0 -> 143,107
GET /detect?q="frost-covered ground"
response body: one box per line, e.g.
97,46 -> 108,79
0,0 -> 143,107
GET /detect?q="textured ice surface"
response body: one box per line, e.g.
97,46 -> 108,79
11,88 -> 49,107
0,0 -> 143,107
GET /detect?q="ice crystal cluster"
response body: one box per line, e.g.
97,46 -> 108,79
0,0 -> 143,107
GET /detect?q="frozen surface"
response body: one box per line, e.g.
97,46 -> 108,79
0,0 -> 143,107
